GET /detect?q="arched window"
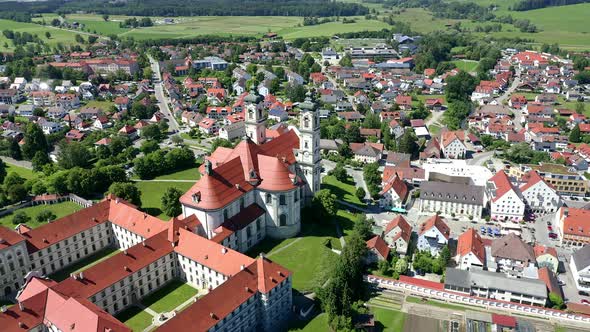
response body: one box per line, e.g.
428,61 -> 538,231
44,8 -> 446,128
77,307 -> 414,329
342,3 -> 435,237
279,195 -> 286,206
266,193 -> 272,204
304,116 -> 310,128
279,214 -> 287,226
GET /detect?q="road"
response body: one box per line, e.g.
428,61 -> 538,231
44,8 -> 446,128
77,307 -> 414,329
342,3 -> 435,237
466,151 -> 495,166
425,109 -> 444,127
496,73 -> 522,130
1,156 -> 32,169
315,51 -> 357,112
148,55 -> 181,132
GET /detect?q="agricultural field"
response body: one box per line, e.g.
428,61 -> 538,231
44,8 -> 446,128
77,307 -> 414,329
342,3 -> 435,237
0,19 -> 86,52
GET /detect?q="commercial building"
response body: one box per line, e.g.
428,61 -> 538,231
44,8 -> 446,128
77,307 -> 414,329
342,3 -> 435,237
419,180 -> 485,219
555,207 -> 590,247
487,171 -> 525,223
444,268 -> 548,307
510,163 -> 588,197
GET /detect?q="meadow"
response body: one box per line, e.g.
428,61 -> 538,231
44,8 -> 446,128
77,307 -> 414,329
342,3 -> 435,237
0,19 -> 85,52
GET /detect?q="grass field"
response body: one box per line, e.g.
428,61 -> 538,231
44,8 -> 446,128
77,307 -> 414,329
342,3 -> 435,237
321,175 -> 366,207
135,181 -> 193,219
451,60 -> 479,72
372,307 -> 407,332
49,247 -> 121,281
83,100 -> 115,110
141,280 -> 198,313
115,306 -> 153,332
289,313 -> 330,331
5,163 -> 36,180
152,167 -> 201,181
0,19 -> 85,52
0,201 -> 82,229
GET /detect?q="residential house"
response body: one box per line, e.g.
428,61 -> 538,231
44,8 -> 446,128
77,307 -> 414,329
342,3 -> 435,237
365,236 -> 390,264
417,215 -> 450,256
93,116 -> 111,130
55,93 -> 80,110
30,91 -> 54,107
0,89 -> 19,104
490,233 -> 536,277
198,118 -> 219,135
118,125 -> 138,140
47,107 -> 66,120
395,95 -> 412,111
382,216 -> 412,256
286,70 -> 304,85
181,111 -> 204,128
556,207 -> 590,247
379,174 -> 408,210
114,96 -> 130,111
441,130 -> 466,159
350,142 -> 383,163
219,114 -> 246,141
16,105 -> 34,117
79,107 -> 103,120
456,228 -> 486,271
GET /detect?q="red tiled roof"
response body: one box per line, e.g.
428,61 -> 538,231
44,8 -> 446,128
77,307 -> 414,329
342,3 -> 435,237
0,225 -> 25,250
538,266 -> 562,298
156,257 -> 290,332
488,170 -> 516,202
379,174 -> 408,200
366,235 -> 390,259
419,215 -> 450,239
534,244 -> 557,259
398,275 -> 444,290
383,215 -> 412,242
561,208 -> 590,237
457,228 -> 485,263
53,231 -> 174,299
257,154 -> 298,191
441,130 -> 464,148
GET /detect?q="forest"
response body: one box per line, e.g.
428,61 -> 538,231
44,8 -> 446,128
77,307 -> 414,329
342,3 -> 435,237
0,0 -> 369,17
512,0 -> 589,10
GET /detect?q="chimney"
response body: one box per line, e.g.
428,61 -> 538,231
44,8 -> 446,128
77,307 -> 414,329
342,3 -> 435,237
18,322 -> 24,328
235,183 -> 241,190
204,255 -> 208,260
79,272 -> 84,280
0,305 -> 6,313
143,213 -> 148,219
124,250 -> 128,255
240,264 -> 245,270
0,238 -> 5,244
124,266 -> 131,272
209,312 -> 217,320
115,198 -> 120,204
205,160 -> 213,175
18,302 -> 24,311
142,241 -> 146,247
563,207 -> 569,217
92,217 -> 97,222
221,247 -> 227,254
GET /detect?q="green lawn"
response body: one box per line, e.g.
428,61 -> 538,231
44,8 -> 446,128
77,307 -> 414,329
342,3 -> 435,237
0,201 -> 83,230
289,313 -> 329,331
321,175 -> 366,208
152,167 -> 201,181
83,100 -> 115,110
249,222 -> 340,292
5,163 -> 36,180
49,247 -> 121,282
115,306 -> 153,332
141,280 -> 198,313
451,60 -> 479,72
280,17 -> 390,39
372,307 -> 407,332
429,124 -> 441,136
135,181 -> 193,220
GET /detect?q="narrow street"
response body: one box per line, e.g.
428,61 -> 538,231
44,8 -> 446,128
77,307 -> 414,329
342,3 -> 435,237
497,73 -> 522,130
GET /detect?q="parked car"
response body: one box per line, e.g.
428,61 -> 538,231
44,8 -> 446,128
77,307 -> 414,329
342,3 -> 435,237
582,299 -> 590,305
549,233 -> 558,239
547,221 -> 552,226
579,291 -> 589,296
548,226 -> 553,231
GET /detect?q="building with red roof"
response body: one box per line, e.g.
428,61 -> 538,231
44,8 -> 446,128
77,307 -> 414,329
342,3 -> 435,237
556,207 -> 590,247
382,216 -> 412,255
365,235 -> 390,264
379,173 -> 408,211
456,228 -> 485,270
519,170 -> 560,214
487,170 -> 525,222
534,244 -> 559,274
441,130 -> 466,159
0,194 -> 293,332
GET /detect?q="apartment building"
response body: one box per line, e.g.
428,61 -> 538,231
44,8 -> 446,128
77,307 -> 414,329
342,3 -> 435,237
510,163 -> 587,196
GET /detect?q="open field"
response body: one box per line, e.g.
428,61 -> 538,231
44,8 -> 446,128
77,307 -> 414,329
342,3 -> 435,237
135,181 -> 193,219
115,306 -> 153,332
152,166 -> 201,181
0,201 -> 82,229
289,313 -> 330,331
321,175 -> 366,208
451,60 -> 479,72
0,19 -> 85,52
49,247 -> 121,281
83,100 -> 115,110
36,14 -> 131,36
372,307 -> 407,332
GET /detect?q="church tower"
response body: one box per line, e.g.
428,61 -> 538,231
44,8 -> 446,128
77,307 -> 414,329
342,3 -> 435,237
296,93 -> 321,201
244,89 -> 266,144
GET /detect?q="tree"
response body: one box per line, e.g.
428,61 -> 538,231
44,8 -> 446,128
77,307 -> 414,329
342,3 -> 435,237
102,14 -> 109,21
329,163 -> 348,182
313,189 -> 337,218
394,258 -> 408,275
445,71 -> 478,102
22,123 -> 48,160
398,130 -> 418,157
353,214 -> 373,240
355,187 -> 366,201
161,187 -> 183,217
570,124 -> 582,143
31,151 -> 50,172
443,100 -> 472,130
339,54 -> 353,67
57,141 -> 91,169
141,124 -> 163,141
75,34 -> 85,44
378,260 -> 391,276
12,211 -> 30,225
9,139 -> 22,160
549,292 -> 565,309
8,184 -> 27,203
107,182 -> 141,207
45,31 -> 51,39
140,140 -> 160,154
4,172 -> 25,188
0,160 -> 6,184
171,135 -> 184,146
36,210 -> 57,223
345,123 -> 362,143
337,143 -> 352,159
87,35 -> 98,44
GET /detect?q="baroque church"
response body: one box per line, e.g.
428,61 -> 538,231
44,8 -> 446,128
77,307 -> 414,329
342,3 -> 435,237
180,90 -> 321,253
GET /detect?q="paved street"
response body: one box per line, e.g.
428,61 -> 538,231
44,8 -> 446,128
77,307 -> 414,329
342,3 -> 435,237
496,72 -> 522,130
149,56 -> 181,132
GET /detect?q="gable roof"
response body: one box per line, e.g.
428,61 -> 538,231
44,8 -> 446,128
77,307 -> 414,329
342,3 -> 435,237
457,228 -> 485,263
366,235 -> 390,259
491,233 -> 535,263
379,174 -> 408,200
383,216 -> 412,242
419,215 -> 450,239
488,170 -> 518,202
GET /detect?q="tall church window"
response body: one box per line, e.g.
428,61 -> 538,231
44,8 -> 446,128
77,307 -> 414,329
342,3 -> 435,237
304,116 -> 310,128
223,209 -> 228,220
279,195 -> 286,206
266,193 -> 272,204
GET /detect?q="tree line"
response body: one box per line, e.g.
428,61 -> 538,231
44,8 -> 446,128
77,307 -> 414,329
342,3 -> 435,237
512,0 -> 589,10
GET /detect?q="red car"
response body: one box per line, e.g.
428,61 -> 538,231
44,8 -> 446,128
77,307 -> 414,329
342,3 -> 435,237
548,226 -> 553,231
582,299 -> 590,305
549,233 -> 558,239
